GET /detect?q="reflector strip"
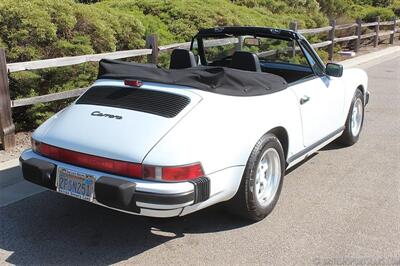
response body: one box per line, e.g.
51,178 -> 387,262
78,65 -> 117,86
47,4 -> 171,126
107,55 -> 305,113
33,141 -> 142,178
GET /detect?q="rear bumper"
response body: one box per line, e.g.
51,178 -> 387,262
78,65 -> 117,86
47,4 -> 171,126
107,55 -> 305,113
20,149 -> 210,217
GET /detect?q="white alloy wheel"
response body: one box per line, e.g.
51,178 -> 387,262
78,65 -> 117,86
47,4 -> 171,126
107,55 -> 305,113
351,98 -> 363,137
255,148 -> 281,207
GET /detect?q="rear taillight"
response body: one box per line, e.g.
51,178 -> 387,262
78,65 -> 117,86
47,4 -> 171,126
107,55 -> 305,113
32,140 -> 142,178
143,163 -> 204,181
31,140 -> 204,182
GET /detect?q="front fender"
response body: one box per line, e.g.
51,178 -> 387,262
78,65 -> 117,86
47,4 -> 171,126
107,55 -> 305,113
342,67 -> 369,115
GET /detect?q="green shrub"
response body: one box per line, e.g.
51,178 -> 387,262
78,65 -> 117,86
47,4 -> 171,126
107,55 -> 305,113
350,4 -> 395,21
391,0 -> 400,16
353,0 -> 393,6
318,0 -> 353,18
0,0 -> 145,129
372,0 -> 393,7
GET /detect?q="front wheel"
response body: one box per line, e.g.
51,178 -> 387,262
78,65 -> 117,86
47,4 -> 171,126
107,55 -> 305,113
338,89 -> 364,146
226,133 -> 285,221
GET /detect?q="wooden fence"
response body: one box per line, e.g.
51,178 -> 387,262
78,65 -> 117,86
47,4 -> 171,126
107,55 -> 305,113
0,17 -> 399,150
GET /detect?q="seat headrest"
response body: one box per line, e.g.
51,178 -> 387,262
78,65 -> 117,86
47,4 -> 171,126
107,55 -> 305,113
230,51 -> 261,72
170,49 -> 197,69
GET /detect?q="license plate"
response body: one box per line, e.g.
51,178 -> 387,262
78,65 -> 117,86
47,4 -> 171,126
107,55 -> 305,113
56,167 -> 95,202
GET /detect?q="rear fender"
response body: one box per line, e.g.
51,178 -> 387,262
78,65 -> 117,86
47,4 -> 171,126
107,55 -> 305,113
143,88 -> 303,195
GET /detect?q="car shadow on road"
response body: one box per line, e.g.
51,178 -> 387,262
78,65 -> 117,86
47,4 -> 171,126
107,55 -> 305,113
320,141 -> 346,151
0,191 -> 252,265
285,153 -> 318,175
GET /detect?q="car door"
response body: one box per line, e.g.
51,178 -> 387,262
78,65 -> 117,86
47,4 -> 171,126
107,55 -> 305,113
290,40 -> 345,147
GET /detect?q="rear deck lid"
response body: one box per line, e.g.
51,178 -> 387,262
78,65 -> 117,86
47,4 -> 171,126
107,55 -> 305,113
33,80 -> 202,164
76,85 -> 191,118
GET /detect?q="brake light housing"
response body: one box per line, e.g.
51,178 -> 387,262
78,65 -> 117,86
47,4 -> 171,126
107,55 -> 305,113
32,140 -> 142,178
32,139 -> 205,182
124,79 -> 143,87
143,163 -> 204,182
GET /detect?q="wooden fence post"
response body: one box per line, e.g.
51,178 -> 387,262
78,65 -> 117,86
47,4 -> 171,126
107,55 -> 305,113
374,16 -> 380,47
146,34 -> 159,64
389,17 -> 396,44
399,19 -> 400,41
355,18 -> 362,52
289,21 -> 298,57
328,19 -> 336,61
0,48 -> 15,150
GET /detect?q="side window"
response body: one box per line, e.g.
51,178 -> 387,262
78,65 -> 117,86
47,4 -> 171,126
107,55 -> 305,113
202,37 -> 239,64
299,40 -> 325,76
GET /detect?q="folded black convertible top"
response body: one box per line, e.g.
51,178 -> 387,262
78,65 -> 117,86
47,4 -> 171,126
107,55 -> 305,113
97,59 -> 287,96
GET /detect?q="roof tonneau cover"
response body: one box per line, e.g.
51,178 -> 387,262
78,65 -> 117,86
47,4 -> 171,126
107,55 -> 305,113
97,59 -> 288,97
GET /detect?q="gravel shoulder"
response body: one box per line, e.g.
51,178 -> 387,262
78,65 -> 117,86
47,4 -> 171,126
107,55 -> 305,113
0,132 -> 32,163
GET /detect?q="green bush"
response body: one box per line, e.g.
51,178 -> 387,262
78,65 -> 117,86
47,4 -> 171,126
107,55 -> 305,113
318,0 -> 353,18
350,4 -> 395,21
391,0 -> 400,16
353,0 -> 393,6
0,0 -> 145,129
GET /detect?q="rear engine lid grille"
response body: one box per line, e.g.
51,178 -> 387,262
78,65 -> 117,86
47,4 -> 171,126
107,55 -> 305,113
76,86 -> 191,118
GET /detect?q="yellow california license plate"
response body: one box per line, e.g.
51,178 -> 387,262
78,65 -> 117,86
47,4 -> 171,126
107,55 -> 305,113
56,167 -> 95,202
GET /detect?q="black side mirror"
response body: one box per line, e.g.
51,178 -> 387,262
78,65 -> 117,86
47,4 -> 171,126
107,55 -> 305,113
325,63 -> 343,77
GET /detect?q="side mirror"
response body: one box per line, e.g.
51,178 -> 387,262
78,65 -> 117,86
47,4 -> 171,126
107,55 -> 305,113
325,63 -> 343,77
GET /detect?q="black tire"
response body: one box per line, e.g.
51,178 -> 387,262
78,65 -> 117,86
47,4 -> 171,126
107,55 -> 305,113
226,133 -> 285,221
338,89 -> 364,146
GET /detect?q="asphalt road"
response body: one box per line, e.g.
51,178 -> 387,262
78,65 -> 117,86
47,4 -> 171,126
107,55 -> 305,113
0,54 -> 399,265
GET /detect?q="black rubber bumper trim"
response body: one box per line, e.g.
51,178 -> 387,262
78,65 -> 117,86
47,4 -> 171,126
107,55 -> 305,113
20,157 -> 57,190
190,177 -> 210,204
135,190 -> 194,205
95,176 -> 195,212
95,176 -> 139,213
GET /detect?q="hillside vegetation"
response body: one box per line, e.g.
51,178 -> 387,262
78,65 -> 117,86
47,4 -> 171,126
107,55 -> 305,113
0,0 -> 398,129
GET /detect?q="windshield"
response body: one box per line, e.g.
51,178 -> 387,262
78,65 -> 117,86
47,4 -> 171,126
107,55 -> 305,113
194,35 -> 316,83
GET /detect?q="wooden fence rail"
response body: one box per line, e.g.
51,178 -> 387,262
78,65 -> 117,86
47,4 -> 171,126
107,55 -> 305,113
0,17 -> 399,149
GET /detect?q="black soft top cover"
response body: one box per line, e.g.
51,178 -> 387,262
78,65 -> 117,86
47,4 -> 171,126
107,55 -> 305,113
98,59 -> 287,96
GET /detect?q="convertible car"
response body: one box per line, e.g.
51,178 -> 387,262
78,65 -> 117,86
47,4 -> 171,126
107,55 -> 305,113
20,27 -> 369,221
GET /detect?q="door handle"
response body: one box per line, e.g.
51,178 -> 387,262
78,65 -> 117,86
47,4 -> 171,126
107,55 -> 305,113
300,95 -> 310,105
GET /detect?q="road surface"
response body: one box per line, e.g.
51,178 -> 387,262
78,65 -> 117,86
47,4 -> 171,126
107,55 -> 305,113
0,52 -> 399,265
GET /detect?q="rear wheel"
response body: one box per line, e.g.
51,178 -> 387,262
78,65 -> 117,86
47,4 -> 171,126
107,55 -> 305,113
227,133 -> 285,221
339,89 -> 364,146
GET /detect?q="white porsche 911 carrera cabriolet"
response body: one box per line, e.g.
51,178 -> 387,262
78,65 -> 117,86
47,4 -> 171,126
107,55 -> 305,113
20,27 -> 369,221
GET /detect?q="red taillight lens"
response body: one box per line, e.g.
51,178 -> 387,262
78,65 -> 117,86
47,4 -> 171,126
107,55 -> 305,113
124,79 -> 143,87
143,163 -> 204,181
31,140 -> 204,182
163,164 -> 204,181
32,140 -> 142,178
